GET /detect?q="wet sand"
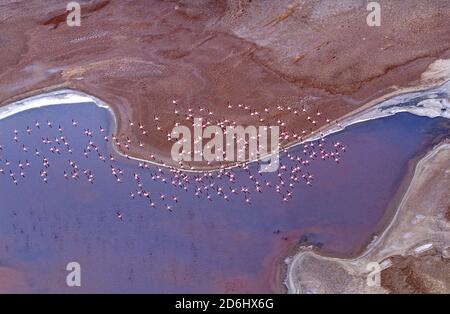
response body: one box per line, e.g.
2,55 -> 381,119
0,102 -> 447,292
0,86 -> 447,292
2,1 -> 450,293
2,76 -> 449,174
1,0 -> 450,169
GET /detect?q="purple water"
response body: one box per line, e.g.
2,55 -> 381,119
0,102 -> 448,292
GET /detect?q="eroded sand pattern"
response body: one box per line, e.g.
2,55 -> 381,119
1,0 -> 450,294
2,0 -> 450,168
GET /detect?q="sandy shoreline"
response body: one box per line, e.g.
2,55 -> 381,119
2,0 -> 450,171
1,79 -> 448,294
1,74 -> 449,174
277,76 -> 450,292
2,0 -> 450,293
0,78 -> 449,296
284,141 -> 450,293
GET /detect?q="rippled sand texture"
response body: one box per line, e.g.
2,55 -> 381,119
1,0 -> 450,167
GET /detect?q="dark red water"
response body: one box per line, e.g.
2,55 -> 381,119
0,103 -> 448,292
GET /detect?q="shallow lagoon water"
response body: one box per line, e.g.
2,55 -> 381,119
0,102 -> 448,292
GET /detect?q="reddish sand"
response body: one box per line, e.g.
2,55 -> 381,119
1,0 -> 450,168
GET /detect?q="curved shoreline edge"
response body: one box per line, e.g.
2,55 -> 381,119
1,58 -> 449,173
284,141 -> 450,294
0,62 -> 449,293
0,78 -> 449,174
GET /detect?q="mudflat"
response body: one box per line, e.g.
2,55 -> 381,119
1,0 -> 450,168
